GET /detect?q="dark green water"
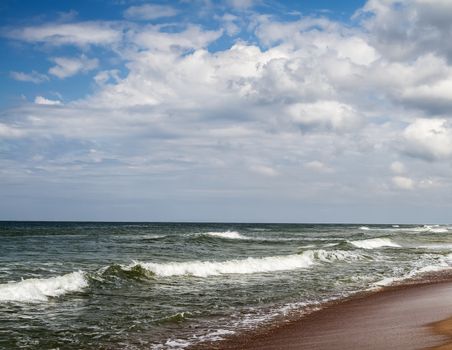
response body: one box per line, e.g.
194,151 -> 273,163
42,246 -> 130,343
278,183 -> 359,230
1,222 -> 452,349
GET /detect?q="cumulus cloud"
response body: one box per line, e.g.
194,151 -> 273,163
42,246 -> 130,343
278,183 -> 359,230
34,96 -> 62,105
10,70 -> 48,83
250,164 -> 279,177
357,0 -> 452,61
392,176 -> 415,190
390,161 -> 406,174
124,4 -> 179,20
403,119 -> 452,161
49,55 -> 98,79
286,101 -> 360,131
3,0 -> 452,220
305,161 -> 333,173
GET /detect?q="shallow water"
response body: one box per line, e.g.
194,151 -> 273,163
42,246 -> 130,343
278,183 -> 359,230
1,222 -> 451,349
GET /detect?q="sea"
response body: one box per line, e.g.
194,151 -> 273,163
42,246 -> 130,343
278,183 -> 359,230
1,221 -> 452,349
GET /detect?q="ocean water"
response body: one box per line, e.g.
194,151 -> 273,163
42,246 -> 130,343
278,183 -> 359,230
1,222 -> 452,349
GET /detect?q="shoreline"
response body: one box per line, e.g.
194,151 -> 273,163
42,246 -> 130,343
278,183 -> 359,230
198,271 -> 452,350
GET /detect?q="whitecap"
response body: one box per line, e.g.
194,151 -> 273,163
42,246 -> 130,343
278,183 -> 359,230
412,225 -> 448,233
201,231 -> 249,240
350,237 -> 401,249
127,250 -> 363,278
0,271 -> 88,303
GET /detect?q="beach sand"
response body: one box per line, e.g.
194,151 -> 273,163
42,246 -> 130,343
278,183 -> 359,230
205,278 -> 452,350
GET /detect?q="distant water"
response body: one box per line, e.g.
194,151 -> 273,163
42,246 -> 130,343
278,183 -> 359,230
1,222 -> 452,349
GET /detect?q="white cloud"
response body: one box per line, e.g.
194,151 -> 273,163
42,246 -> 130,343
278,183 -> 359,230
390,161 -> 405,174
286,101 -> 360,131
357,0 -> 452,62
131,25 -> 222,52
5,21 -> 122,47
49,55 -> 98,79
227,0 -> 256,10
94,70 -> 121,85
403,119 -> 452,160
4,0 -> 452,221
0,123 -> 25,138
305,161 -> 333,173
392,176 -> 415,190
34,96 -> 62,105
10,70 -> 48,83
250,164 -> 279,177
124,4 -> 179,20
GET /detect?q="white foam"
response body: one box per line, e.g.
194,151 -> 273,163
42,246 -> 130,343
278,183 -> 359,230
412,225 -> 448,233
350,238 -> 401,249
202,231 -> 249,240
0,271 -> 88,303
372,276 -> 400,287
128,250 -> 362,277
359,226 -> 370,230
415,243 -> 452,250
371,254 -> 452,288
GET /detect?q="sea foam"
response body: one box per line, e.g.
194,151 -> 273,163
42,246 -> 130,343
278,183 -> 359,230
127,250 -> 362,277
201,231 -> 249,240
0,271 -> 88,303
350,237 -> 401,249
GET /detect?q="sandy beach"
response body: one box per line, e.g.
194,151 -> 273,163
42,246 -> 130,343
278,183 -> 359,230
207,277 -> 452,350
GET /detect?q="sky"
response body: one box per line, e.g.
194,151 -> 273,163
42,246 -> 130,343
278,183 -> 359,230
1,0 -> 452,223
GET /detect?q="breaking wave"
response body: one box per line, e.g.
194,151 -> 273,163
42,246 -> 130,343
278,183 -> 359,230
125,250 -> 363,277
0,271 -> 88,303
350,238 -> 401,249
200,231 -> 250,240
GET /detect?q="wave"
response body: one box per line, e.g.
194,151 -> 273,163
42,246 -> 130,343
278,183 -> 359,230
359,226 -> 370,230
350,238 -> 401,249
200,231 -> 250,240
0,271 -> 88,303
125,250 -> 363,278
196,231 -> 309,243
157,312 -> 193,325
99,264 -> 155,280
411,225 -> 449,233
372,257 -> 452,288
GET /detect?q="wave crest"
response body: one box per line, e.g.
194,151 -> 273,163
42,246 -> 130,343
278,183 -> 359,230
350,238 -> 401,249
0,271 -> 88,303
125,250 -> 363,278
200,231 -> 249,240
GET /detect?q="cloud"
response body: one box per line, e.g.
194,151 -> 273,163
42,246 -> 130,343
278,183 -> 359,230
392,176 -> 415,190
10,70 -> 49,83
226,0 -> 256,10
5,21 -> 122,47
250,164 -> 278,177
34,96 -> 62,105
4,0 -> 452,221
124,4 -> 179,20
49,55 -> 98,79
357,0 -> 452,62
286,101 -> 360,131
305,161 -> 333,173
390,161 -> 405,174
0,123 -> 26,138
403,119 -> 452,161
131,24 -> 223,52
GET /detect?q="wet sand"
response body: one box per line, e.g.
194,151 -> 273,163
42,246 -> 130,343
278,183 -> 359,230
208,279 -> 452,350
